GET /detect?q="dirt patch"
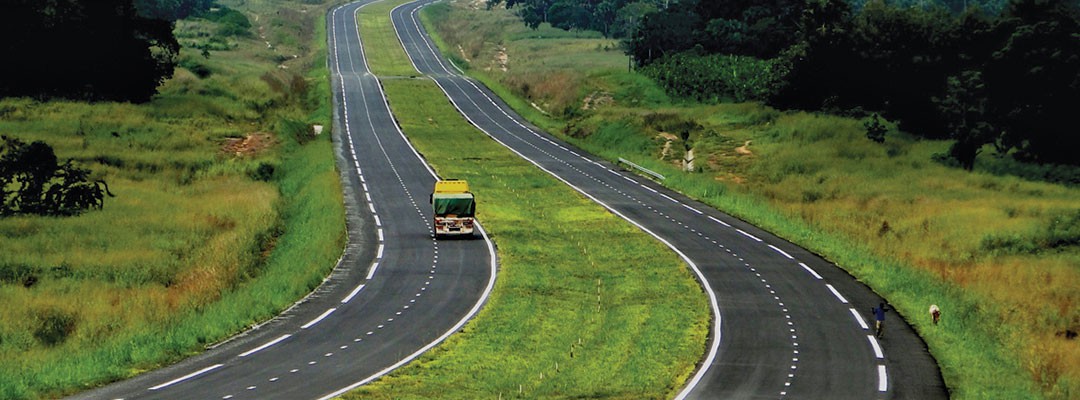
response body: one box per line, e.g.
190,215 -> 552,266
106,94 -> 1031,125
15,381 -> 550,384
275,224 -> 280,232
222,133 -> 275,157
581,91 -> 614,110
657,132 -> 678,160
489,46 -> 508,72
735,140 -> 753,156
457,44 -> 471,62
716,173 -> 747,185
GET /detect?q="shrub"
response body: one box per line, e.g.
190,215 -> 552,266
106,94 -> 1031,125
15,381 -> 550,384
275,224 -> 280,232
640,53 -> 788,103
33,307 -> 77,347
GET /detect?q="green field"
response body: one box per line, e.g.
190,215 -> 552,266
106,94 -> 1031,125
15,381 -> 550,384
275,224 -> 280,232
419,2 -> 1079,399
0,1 -> 345,398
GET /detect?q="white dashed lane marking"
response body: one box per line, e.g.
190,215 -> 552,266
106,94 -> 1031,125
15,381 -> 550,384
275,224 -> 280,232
826,284 -> 849,304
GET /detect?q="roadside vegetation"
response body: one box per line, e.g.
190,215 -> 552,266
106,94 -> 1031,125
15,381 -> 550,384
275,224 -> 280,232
0,1 -> 343,398
420,1 -> 1078,399
340,1 -> 708,398
350,77 -> 706,399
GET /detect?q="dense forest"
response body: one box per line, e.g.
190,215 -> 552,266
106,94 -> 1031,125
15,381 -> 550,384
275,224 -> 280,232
0,0 -> 213,102
491,0 -> 1080,171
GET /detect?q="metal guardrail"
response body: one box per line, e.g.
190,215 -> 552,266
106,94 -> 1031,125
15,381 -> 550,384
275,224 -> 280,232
618,158 -> 665,181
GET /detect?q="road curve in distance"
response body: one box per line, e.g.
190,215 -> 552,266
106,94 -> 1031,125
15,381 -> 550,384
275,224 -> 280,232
66,2 -> 495,399
390,1 -> 947,398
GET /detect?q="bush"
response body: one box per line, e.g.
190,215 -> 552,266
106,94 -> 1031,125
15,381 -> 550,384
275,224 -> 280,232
640,53 -> 788,103
33,307 -> 77,347
201,7 -> 251,37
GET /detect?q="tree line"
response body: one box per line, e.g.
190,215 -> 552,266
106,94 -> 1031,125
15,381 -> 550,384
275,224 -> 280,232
493,0 -> 1079,170
630,0 -> 1079,169
0,0 -> 214,102
772,0 -> 1079,169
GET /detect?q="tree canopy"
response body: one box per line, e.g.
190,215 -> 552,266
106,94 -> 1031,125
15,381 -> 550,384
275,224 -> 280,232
0,0 -> 182,102
621,0 -> 1079,168
0,137 -> 112,217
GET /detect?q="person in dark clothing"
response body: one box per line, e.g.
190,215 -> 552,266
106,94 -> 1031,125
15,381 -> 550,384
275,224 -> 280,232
872,303 -> 889,338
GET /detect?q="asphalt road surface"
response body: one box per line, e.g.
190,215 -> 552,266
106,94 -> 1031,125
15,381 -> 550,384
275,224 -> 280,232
66,2 -> 495,399
390,1 -> 949,398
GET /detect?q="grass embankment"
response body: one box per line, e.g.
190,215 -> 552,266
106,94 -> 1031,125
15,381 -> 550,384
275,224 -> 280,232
421,2 -> 1079,399
339,2 -> 708,398
0,1 -> 344,398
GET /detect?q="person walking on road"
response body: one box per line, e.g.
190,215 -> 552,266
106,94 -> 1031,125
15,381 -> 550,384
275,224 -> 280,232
872,303 -> 889,338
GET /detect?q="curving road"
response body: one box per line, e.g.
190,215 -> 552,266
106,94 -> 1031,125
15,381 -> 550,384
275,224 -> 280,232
390,1 -> 948,398
67,2 -> 495,399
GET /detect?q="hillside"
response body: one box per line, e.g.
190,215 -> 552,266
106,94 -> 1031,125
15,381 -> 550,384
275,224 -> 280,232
422,1 -> 1079,398
0,1 -> 344,398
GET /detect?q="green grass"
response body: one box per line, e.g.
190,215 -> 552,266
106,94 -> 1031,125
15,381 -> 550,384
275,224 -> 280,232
357,0 -> 419,77
0,1 -> 344,398
343,76 -> 707,400
420,2 -> 1080,399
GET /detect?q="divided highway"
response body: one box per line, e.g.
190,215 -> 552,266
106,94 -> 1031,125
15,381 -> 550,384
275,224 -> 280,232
67,1 -> 495,399
391,1 -> 948,398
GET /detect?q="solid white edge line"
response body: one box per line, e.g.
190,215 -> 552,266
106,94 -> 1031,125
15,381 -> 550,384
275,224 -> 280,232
301,308 -> 337,330
768,244 -> 794,259
799,262 -> 823,279
365,262 -> 379,280
341,284 -> 365,304
826,284 -> 849,303
736,229 -> 763,242
148,364 -> 224,391
849,308 -> 870,330
867,335 -> 884,359
317,223 -> 499,400
878,365 -> 888,392
238,334 -> 292,358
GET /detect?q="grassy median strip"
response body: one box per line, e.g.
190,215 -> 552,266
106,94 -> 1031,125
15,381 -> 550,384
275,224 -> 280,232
357,0 -> 419,77
341,75 -> 707,400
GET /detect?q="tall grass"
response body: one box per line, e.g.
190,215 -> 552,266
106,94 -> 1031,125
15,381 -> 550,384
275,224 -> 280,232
0,1 -> 345,398
343,77 -> 707,400
421,2 -> 1080,399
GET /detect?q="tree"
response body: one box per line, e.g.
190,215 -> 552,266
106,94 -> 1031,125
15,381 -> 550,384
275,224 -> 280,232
935,71 -> 996,170
864,113 -> 888,143
982,0 -> 1080,165
134,0 -> 215,21
627,1 -> 704,65
0,137 -> 112,216
0,0 -> 180,102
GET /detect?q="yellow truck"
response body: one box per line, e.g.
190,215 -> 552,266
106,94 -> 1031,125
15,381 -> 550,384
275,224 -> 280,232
431,179 -> 475,237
